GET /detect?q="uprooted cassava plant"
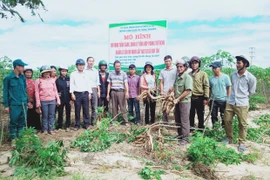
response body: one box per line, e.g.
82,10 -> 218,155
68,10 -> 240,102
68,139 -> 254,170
9,128 -> 68,179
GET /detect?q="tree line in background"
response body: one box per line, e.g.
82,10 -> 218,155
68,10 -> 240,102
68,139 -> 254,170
1,50 -> 270,104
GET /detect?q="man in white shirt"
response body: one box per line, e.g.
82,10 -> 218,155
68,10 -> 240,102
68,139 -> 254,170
70,59 -> 92,130
86,57 -> 100,126
159,55 -> 177,123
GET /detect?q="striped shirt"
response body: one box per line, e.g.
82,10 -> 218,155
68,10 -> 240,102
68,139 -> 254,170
107,71 -> 127,90
228,71 -> 256,106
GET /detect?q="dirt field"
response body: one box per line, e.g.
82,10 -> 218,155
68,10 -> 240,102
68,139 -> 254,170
0,104 -> 270,180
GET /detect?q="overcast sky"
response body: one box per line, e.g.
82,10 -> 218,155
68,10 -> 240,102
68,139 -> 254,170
0,0 -> 270,68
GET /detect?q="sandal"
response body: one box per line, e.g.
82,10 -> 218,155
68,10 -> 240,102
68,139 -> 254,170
238,145 -> 246,152
222,138 -> 232,144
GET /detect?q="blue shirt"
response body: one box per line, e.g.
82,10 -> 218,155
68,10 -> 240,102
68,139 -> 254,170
209,73 -> 231,101
227,71 -> 257,106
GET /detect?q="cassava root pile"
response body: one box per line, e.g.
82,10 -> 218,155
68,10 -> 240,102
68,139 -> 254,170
138,89 -> 176,114
133,122 -> 181,152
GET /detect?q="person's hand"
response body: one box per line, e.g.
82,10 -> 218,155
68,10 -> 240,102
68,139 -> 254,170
174,98 -> 179,104
136,96 -> 140,101
4,107 -> 9,113
97,91 -> 101,98
57,102 -> 61,106
168,87 -> 174,93
27,102 -> 33,109
71,94 -> 76,101
203,100 -> 209,106
69,100 -> 74,106
89,93 -> 92,100
125,93 -> 129,99
36,107 -> 41,114
160,91 -> 164,96
106,95 -> 110,101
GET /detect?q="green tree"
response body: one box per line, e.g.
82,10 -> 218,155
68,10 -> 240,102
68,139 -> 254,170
0,56 -> 13,100
201,50 -> 235,68
0,0 -> 46,22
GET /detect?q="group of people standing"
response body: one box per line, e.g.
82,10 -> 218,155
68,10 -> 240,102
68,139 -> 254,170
3,55 -> 256,151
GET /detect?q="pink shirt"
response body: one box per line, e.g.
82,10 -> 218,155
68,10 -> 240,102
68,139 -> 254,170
51,76 -> 57,82
35,78 -> 60,107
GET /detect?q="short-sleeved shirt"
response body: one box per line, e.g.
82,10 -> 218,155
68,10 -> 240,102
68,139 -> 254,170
108,71 -> 128,90
227,71 -> 257,106
159,66 -> 177,94
128,74 -> 140,98
174,71 -> 193,102
209,73 -> 231,102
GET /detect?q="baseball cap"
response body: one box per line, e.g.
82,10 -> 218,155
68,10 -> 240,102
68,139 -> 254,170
13,59 -> 28,68
210,61 -> 222,68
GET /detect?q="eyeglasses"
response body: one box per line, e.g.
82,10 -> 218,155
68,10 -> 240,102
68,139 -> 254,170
176,66 -> 184,68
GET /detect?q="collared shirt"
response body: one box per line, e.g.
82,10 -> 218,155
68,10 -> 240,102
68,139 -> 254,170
3,71 -> 27,107
209,73 -> 231,101
86,67 -> 100,88
128,74 -> 140,98
26,79 -> 36,103
174,71 -> 193,102
108,71 -> 127,90
35,78 -> 60,107
189,70 -> 210,99
70,70 -> 92,93
56,76 -> 71,103
228,70 -> 257,106
159,66 -> 177,94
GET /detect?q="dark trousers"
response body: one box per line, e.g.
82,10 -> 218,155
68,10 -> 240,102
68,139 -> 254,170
98,97 -> 109,112
74,92 -> 90,128
9,104 -> 27,139
174,102 -> 191,141
144,99 -> 156,124
57,102 -> 71,129
190,96 -> 205,129
27,108 -> 41,130
127,98 -> 141,123
210,100 -> 226,127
